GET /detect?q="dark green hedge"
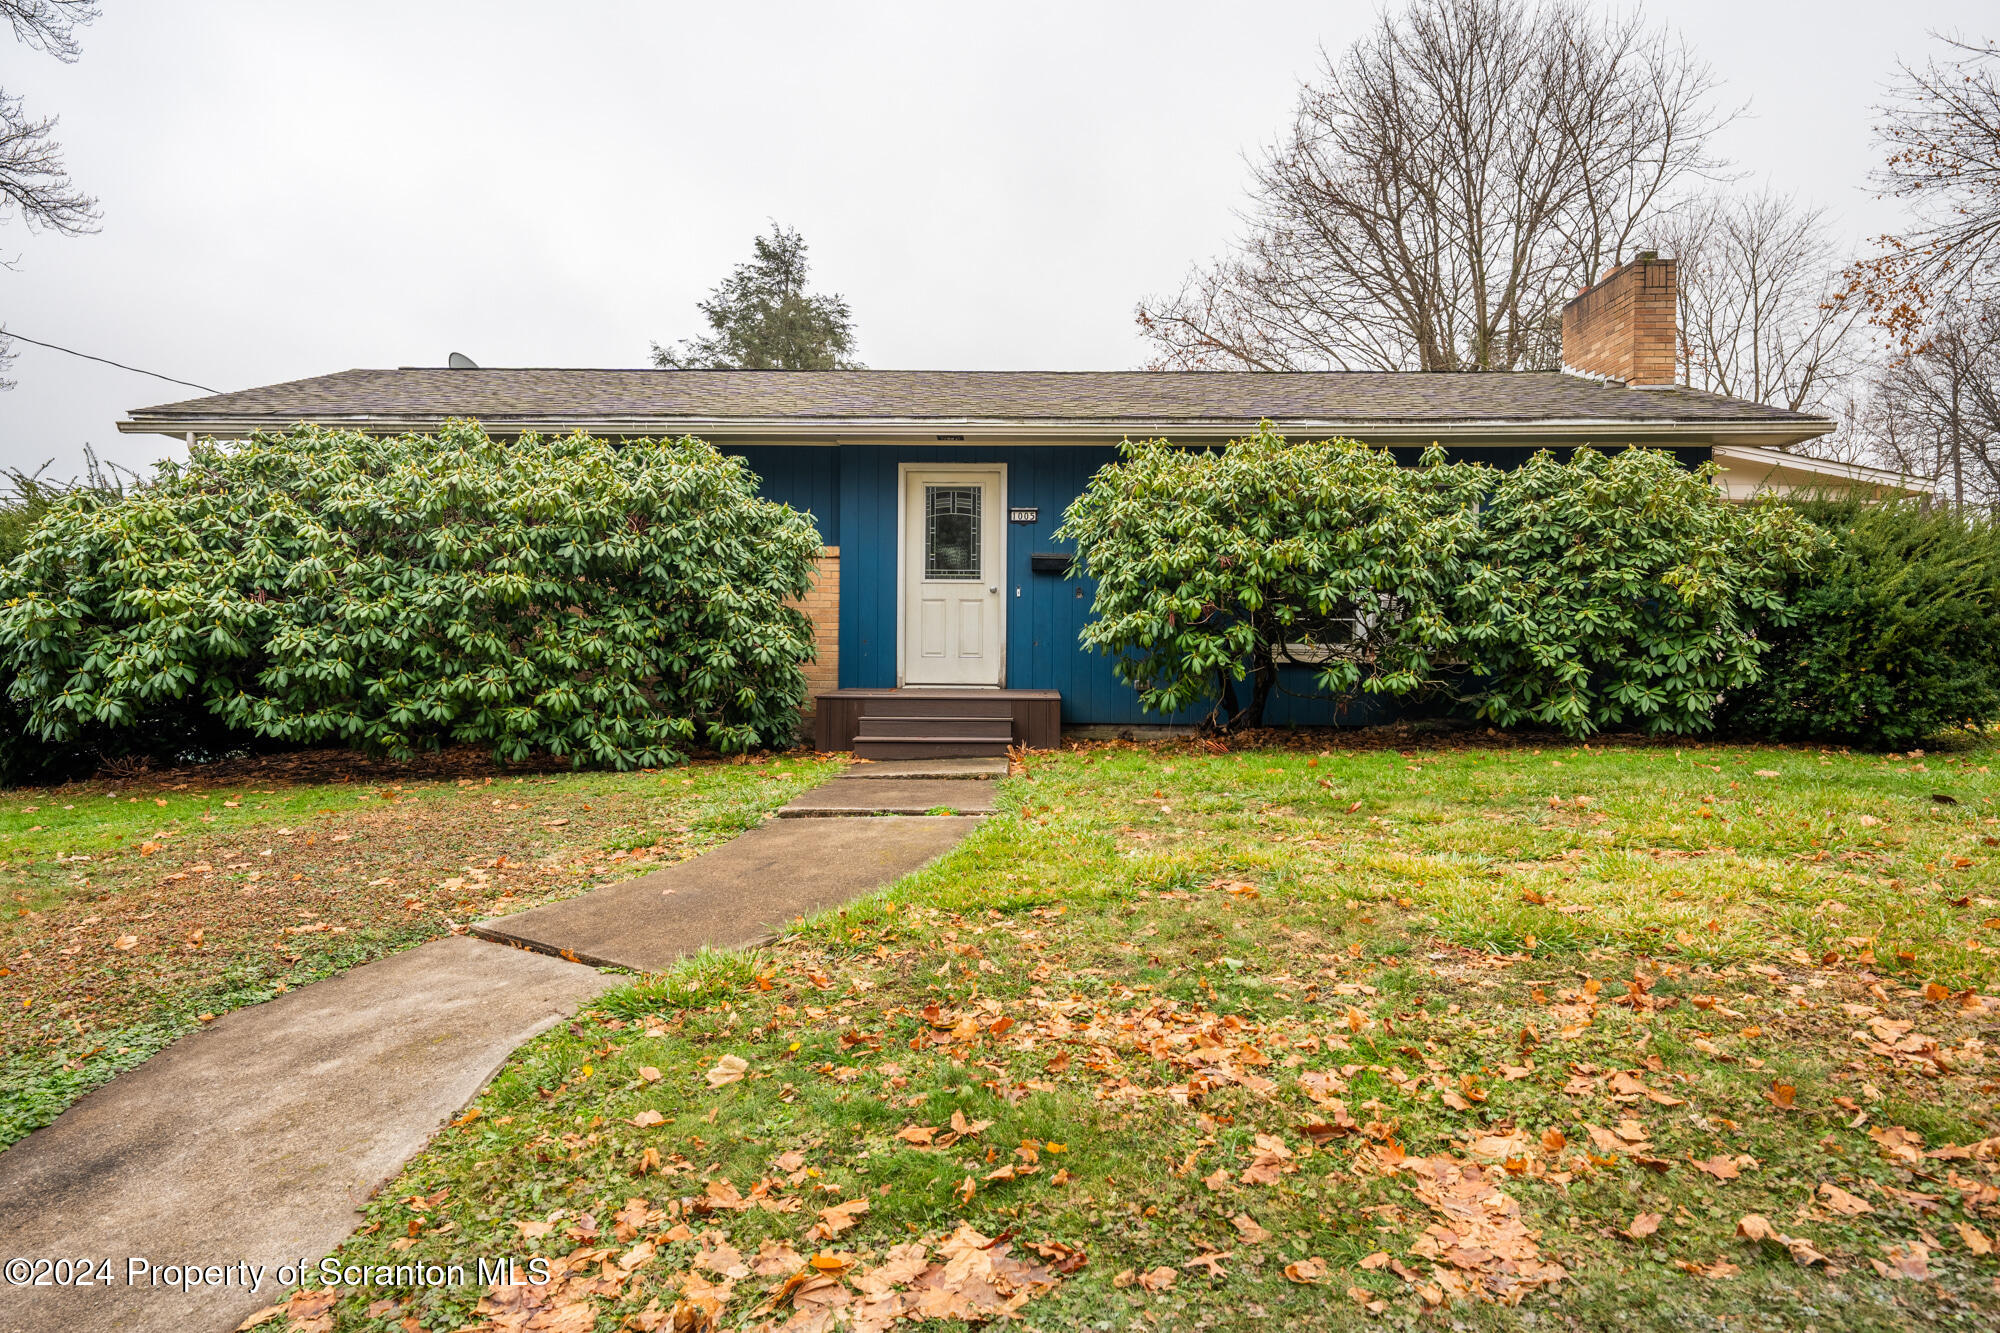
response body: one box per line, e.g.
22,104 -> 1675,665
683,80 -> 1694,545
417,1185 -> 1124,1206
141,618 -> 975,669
1722,498 -> 2000,749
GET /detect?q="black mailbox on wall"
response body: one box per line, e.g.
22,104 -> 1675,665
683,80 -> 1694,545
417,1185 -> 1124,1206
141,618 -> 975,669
1029,552 -> 1073,575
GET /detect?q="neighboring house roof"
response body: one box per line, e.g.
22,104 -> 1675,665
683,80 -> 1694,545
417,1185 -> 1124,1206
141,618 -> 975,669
119,368 -> 1834,446
1712,444 -> 1929,500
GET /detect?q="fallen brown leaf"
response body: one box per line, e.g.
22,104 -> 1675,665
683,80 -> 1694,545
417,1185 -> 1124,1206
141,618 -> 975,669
1689,1154 -> 1742,1181
1878,1242 -> 1933,1281
1283,1256 -> 1328,1284
1182,1250 -> 1231,1278
1230,1214 -> 1272,1244
705,1055 -> 749,1088
814,1199 -> 868,1239
1736,1215 -> 1828,1266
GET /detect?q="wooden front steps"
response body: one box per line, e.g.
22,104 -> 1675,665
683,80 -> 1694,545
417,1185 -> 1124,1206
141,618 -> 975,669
813,688 -> 1060,758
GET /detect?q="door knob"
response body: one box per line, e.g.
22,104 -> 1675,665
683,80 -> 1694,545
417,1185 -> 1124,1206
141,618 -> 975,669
988,586 -> 998,594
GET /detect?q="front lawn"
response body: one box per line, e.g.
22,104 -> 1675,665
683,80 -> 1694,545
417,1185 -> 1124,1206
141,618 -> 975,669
271,738 -> 1997,1331
0,750 -> 840,1146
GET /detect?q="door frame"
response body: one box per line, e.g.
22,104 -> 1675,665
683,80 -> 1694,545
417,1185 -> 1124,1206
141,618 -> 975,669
895,461 -> 1008,688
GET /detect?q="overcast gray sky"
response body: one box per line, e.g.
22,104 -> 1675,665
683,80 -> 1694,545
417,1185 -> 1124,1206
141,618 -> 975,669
0,0 -> 1991,477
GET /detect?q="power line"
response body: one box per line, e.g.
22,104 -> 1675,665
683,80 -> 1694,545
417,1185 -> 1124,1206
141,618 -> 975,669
1,329 -> 219,394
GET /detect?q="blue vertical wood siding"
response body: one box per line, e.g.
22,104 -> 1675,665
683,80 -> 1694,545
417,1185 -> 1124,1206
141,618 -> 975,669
726,441 -> 1714,728
731,446 -> 841,544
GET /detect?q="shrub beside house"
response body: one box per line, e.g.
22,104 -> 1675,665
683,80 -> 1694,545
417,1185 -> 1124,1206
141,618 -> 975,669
1722,498 -> 2000,748
0,423 -> 819,772
1061,434 -> 1832,739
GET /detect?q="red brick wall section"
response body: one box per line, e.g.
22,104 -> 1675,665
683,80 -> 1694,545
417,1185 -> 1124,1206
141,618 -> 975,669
788,546 -> 839,708
1560,255 -> 1679,386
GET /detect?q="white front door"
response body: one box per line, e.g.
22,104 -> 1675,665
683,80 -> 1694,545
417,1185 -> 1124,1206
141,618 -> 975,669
901,466 -> 1005,686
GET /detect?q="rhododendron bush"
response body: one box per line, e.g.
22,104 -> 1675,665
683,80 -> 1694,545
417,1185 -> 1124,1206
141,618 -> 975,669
0,421 -> 819,767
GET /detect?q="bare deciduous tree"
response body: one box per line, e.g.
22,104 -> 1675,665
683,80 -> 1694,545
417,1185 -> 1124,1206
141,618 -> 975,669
1648,189 -> 1866,415
0,90 -> 97,239
1851,300 -> 2000,509
1136,0 -> 1730,372
3,0 -> 95,58
0,0 -> 98,237
1847,35 -> 2000,347
0,1 -> 99,390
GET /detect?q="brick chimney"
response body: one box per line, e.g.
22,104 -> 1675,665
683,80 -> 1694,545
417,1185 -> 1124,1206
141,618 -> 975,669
1560,251 -> 1678,387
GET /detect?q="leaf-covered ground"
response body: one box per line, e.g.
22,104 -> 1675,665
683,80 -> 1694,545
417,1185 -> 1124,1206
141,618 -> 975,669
0,749 -> 839,1145
250,738 -> 2000,1330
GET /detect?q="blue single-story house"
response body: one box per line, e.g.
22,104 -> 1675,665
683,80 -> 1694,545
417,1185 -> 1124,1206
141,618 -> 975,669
118,257 -> 1906,753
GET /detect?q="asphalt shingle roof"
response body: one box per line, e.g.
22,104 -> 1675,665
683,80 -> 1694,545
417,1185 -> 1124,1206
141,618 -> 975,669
123,368 -> 1829,433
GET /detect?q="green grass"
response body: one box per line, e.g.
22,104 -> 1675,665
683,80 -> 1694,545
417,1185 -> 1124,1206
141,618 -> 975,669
0,752 -> 841,1146
227,739 -> 2000,1329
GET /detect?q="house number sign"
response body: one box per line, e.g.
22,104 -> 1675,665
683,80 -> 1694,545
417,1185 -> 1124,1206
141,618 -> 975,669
1008,507 -> 1039,524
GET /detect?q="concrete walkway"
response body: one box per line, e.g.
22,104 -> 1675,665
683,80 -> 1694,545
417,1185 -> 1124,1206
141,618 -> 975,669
776,778 -> 999,817
0,938 -> 615,1333
471,814 -> 983,969
0,759 -> 998,1333
841,757 -> 1008,780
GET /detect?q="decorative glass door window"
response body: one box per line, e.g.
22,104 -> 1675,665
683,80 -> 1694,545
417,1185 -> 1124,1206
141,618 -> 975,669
924,485 -> 981,580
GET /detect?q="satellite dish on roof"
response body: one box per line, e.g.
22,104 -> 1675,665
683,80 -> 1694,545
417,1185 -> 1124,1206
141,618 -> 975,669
447,352 -> 479,369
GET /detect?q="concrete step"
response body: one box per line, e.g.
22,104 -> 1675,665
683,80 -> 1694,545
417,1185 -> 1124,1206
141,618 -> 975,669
843,757 -> 1008,780
777,777 -> 1000,817
852,737 -> 1013,760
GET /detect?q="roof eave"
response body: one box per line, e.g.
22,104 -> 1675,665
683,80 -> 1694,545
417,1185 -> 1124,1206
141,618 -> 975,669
118,414 -> 1835,447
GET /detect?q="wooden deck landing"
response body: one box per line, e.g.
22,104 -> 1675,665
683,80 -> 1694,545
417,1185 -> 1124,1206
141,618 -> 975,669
812,688 -> 1061,757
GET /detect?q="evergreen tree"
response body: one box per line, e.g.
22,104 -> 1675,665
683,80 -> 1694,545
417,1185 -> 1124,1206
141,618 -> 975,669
652,224 -> 862,370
